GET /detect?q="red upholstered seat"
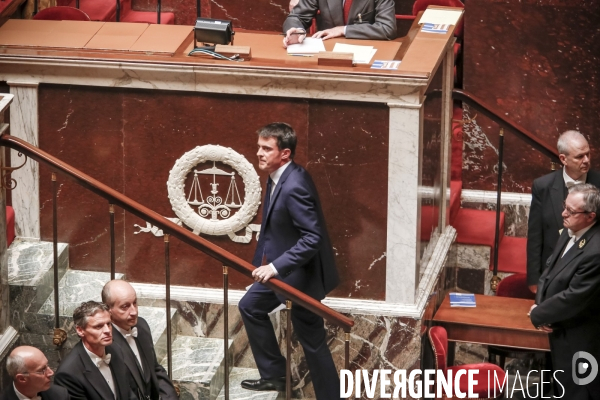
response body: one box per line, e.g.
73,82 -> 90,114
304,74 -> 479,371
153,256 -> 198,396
121,10 -> 174,24
429,326 -> 505,398
496,273 -> 535,300
58,0 -> 116,21
6,206 -> 15,247
33,6 -> 91,20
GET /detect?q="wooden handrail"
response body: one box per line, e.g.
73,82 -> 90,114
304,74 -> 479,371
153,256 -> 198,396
0,134 -> 354,331
430,89 -> 560,162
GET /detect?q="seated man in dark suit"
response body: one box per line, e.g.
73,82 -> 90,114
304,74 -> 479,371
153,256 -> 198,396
530,183 -> 600,399
102,280 -> 178,400
1,346 -> 70,400
54,301 -> 136,400
527,130 -> 600,292
283,0 -> 397,46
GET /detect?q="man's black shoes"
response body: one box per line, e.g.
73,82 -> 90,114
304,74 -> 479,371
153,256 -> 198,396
241,377 -> 286,391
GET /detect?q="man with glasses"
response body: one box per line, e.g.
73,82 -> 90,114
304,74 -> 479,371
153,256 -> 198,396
1,346 -> 70,400
527,130 -> 600,292
530,183 -> 600,399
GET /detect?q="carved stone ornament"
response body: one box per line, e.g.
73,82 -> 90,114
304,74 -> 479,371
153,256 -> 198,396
135,145 -> 261,243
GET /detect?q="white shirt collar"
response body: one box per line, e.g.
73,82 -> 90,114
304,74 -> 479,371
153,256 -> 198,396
83,342 -> 106,366
568,221 -> 596,241
563,167 -> 587,189
269,161 -> 292,186
113,323 -> 131,338
13,383 -> 39,400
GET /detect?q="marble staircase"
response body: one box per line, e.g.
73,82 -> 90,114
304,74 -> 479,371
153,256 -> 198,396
7,239 -> 289,399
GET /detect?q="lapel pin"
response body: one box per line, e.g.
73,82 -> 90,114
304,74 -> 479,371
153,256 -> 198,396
559,228 -> 564,235
579,239 -> 586,249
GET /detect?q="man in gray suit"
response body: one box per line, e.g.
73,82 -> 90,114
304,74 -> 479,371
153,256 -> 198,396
283,0 -> 397,46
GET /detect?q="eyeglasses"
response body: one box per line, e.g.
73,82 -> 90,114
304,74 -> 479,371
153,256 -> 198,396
562,201 -> 590,217
22,365 -> 53,376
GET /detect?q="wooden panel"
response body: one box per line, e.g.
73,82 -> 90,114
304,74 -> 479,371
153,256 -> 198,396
85,22 -> 149,51
433,294 -> 550,350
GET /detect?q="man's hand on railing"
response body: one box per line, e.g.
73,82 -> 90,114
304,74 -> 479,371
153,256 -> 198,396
252,265 -> 276,283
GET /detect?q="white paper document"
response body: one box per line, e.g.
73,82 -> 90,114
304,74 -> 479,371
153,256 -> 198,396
332,43 -> 377,64
287,37 -> 325,54
418,8 -> 462,26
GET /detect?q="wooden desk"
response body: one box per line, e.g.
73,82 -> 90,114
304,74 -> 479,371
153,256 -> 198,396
433,294 -> 550,353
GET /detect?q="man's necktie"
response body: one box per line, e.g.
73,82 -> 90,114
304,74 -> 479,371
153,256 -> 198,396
126,327 -> 138,338
264,177 -> 273,216
343,0 -> 353,24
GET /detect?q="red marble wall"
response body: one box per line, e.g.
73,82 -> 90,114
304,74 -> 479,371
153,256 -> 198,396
37,85 -> 389,299
462,0 -> 600,192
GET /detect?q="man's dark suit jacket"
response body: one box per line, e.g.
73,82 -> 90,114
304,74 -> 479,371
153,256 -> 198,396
253,161 -> 339,300
283,0 -> 397,41
531,223 -> 600,399
0,384 -> 70,400
54,341 -> 136,400
527,169 -> 600,285
111,317 -> 177,400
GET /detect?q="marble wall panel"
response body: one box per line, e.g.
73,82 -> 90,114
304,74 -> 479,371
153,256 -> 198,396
462,0 -> 600,192
38,85 -> 126,274
36,85 -> 390,299
307,100 -> 389,300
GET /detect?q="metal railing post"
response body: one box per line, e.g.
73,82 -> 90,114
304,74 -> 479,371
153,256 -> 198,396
491,128 -> 505,291
164,234 -> 173,379
286,300 -> 292,400
223,266 -> 229,400
109,204 -> 115,280
52,173 -> 67,346
345,331 -> 350,370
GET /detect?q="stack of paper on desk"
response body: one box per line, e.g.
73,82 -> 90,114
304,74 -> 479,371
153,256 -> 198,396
332,43 -> 377,64
287,37 -> 325,55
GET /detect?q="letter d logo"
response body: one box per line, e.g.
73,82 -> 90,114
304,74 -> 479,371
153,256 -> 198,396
572,351 -> 598,386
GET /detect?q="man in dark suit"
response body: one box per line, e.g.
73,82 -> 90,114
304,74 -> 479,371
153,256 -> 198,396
102,280 -> 178,400
282,0 -> 396,46
527,130 -> 600,292
54,301 -> 136,400
530,183 -> 600,399
238,123 -> 340,399
1,346 -> 70,400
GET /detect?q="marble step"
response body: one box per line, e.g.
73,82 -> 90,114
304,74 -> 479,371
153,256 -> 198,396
164,336 -> 233,400
23,269 -> 125,335
7,239 -> 69,325
216,368 -> 284,400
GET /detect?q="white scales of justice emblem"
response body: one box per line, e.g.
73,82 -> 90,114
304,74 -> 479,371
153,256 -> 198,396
134,145 -> 262,243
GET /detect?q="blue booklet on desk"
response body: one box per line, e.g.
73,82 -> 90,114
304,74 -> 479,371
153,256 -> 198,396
449,293 -> 476,307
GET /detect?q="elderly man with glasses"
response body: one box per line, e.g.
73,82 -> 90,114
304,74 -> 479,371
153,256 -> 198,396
1,346 -> 70,400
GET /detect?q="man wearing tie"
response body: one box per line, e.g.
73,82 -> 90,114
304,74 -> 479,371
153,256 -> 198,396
530,183 -> 600,399
1,346 -> 70,400
102,280 -> 178,400
54,301 -> 136,400
283,0 -> 396,46
238,123 -> 340,399
527,130 -> 600,292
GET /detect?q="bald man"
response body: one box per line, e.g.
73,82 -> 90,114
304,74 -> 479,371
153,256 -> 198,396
1,346 -> 70,400
102,280 -> 177,400
527,130 -> 600,292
